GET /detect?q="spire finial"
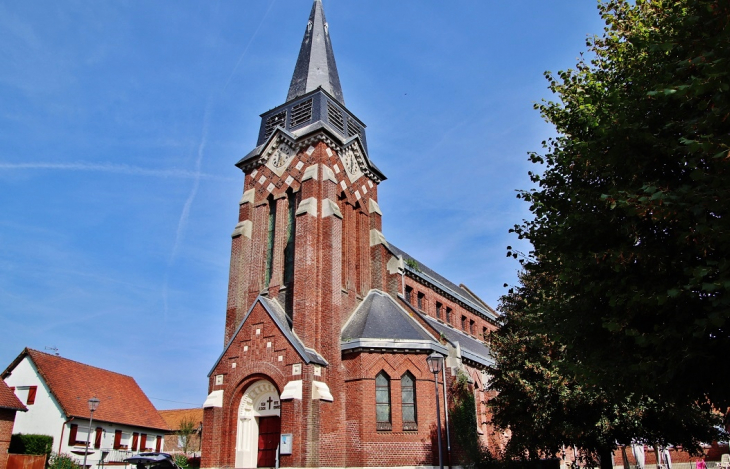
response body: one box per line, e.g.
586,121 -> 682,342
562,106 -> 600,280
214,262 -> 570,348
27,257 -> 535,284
287,0 -> 344,104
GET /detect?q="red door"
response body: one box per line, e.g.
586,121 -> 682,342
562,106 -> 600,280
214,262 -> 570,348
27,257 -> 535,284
257,416 -> 281,467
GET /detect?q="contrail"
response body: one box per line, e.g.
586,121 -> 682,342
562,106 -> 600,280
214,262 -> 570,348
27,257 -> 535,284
163,105 -> 212,321
222,0 -> 277,93
0,161 -> 230,180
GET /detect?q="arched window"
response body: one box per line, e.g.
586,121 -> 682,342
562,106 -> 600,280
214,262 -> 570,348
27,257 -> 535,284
283,190 -> 296,285
375,372 -> 391,431
265,197 -> 276,287
401,372 -> 417,431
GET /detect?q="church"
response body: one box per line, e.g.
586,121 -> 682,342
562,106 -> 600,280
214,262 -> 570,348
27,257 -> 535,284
201,1 -> 499,468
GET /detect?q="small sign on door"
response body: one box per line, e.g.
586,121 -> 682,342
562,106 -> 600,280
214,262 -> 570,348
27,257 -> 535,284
280,434 -> 293,455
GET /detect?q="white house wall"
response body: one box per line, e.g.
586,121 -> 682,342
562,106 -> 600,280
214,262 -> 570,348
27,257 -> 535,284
4,356 -> 67,452
3,356 -> 165,469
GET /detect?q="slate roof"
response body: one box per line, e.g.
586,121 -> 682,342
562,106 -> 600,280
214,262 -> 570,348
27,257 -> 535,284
399,299 -> 494,368
158,408 -> 203,431
287,0 -> 344,105
0,379 -> 26,412
2,349 -> 168,431
341,290 -> 447,355
209,296 -> 327,377
388,244 -> 499,322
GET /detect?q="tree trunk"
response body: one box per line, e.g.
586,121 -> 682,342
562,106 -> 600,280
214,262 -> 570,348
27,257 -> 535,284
600,448 -> 614,469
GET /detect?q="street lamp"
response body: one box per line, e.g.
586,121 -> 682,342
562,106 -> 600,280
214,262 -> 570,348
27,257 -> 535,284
83,397 -> 100,469
426,352 -> 444,469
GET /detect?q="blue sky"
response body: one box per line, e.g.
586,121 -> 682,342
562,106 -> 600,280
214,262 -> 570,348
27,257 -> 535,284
0,1 -> 606,410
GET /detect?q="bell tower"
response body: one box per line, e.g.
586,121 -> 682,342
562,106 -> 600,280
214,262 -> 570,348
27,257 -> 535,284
223,0 -> 386,352
209,1 -> 389,467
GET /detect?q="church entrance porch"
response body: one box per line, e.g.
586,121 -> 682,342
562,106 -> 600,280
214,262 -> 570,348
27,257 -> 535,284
235,380 -> 281,469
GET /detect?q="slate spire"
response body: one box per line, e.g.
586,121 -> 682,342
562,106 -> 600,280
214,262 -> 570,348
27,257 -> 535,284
287,0 -> 345,105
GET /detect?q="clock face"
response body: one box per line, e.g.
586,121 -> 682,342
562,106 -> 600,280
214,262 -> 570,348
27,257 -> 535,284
265,141 -> 295,176
340,147 -> 363,183
272,145 -> 292,168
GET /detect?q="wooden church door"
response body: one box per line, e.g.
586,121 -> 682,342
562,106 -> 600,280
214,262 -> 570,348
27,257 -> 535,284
257,416 -> 281,467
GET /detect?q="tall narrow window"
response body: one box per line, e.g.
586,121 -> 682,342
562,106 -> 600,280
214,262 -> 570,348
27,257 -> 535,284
461,315 -> 468,331
405,286 -> 413,304
483,326 -> 489,341
283,191 -> 296,285
436,302 -> 442,320
375,372 -> 392,431
417,292 -> 424,310
470,319 -> 476,335
265,197 -> 277,287
401,372 -> 417,431
446,307 -> 452,324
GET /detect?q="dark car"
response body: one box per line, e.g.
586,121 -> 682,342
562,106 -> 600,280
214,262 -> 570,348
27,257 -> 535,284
124,453 -> 180,469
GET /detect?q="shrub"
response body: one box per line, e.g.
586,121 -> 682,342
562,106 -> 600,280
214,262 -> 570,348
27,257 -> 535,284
48,453 -> 80,469
174,454 -> 189,468
8,434 -> 53,456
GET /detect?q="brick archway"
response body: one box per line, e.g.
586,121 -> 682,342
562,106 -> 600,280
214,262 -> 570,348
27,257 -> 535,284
235,379 -> 281,468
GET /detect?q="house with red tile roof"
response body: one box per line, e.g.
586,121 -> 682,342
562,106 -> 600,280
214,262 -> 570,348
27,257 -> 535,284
1,349 -> 168,469
0,380 -> 26,469
158,409 -> 203,456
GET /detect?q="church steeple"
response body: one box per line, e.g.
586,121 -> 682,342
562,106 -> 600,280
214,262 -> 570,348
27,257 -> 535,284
287,0 -> 344,105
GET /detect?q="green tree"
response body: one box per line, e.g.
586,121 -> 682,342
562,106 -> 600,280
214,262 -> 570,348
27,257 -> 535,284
176,416 -> 198,455
495,0 -> 730,456
490,270 -> 721,466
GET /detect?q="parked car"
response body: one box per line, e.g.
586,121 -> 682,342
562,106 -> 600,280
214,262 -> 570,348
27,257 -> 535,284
124,453 -> 180,469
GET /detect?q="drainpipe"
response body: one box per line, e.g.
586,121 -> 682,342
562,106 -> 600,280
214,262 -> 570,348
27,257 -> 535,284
442,363 -> 451,468
59,417 -> 74,454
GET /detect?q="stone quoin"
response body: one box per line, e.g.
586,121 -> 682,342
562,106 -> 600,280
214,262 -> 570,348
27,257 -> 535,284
201,1 -> 501,468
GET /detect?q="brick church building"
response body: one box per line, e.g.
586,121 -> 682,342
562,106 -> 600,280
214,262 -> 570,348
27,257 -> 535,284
201,1 -> 500,468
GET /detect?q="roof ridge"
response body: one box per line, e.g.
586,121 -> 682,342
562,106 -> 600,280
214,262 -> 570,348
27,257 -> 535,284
26,348 -> 135,379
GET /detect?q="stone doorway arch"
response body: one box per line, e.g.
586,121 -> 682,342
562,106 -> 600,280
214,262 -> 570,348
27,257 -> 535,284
235,380 -> 281,468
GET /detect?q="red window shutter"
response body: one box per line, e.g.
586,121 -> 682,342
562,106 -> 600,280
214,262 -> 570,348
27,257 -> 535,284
140,434 -> 147,450
113,430 -> 122,449
94,428 -> 102,449
132,432 -> 139,451
68,424 -> 78,445
155,436 -> 161,452
26,386 -> 37,405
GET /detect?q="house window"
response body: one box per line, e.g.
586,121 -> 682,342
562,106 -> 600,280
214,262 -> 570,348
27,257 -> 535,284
132,432 -> 139,451
483,326 -> 489,341
113,430 -> 122,449
461,315 -> 467,331
26,386 -> 37,405
155,435 -> 162,452
375,372 -> 391,431
417,292 -> 424,310
401,372 -> 417,431
446,307 -> 452,324
470,319 -> 475,336
405,286 -> 413,304
140,434 -> 148,451
436,302 -> 442,320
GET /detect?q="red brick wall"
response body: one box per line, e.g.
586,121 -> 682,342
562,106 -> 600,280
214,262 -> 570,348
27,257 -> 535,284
207,132 -> 494,469
403,276 -> 497,342
0,409 -> 17,469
